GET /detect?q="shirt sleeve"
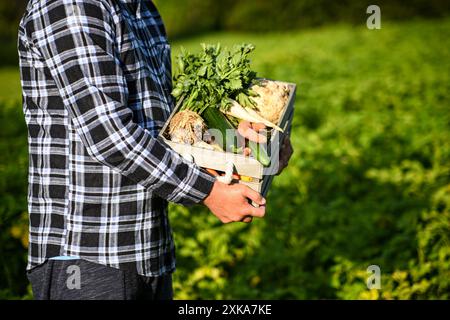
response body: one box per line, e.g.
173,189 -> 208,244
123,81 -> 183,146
26,0 -> 215,205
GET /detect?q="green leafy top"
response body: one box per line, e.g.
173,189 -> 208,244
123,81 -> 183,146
172,43 -> 259,114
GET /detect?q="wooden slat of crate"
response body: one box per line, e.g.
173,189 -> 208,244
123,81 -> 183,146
238,179 -> 262,193
162,140 -> 264,178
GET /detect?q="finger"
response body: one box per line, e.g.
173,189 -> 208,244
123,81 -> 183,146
238,121 -> 267,143
247,204 -> 266,218
241,216 -> 253,223
251,131 -> 267,143
251,123 -> 268,143
242,186 -> 265,205
220,217 -> 231,224
251,122 -> 266,131
251,125 -> 268,143
237,121 -> 251,138
243,147 -> 251,156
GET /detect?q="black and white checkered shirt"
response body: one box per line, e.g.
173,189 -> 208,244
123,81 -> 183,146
18,0 -> 215,276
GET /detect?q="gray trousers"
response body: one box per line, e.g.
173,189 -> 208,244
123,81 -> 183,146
27,259 -> 173,300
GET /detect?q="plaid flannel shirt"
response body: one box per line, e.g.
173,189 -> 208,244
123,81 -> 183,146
18,0 -> 215,276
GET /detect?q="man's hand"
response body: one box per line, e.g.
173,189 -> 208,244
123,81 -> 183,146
238,121 -> 267,156
203,181 -> 266,223
237,120 -> 293,174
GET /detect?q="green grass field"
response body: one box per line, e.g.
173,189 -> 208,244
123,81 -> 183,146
1,18 -> 449,299
0,68 -> 21,103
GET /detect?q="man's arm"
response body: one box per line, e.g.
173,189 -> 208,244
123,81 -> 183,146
25,0 -> 214,205
24,0 -> 266,222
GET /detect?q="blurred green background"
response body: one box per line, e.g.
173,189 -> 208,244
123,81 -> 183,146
1,0 -> 450,299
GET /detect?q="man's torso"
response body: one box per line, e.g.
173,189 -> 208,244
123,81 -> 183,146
19,0 -> 176,276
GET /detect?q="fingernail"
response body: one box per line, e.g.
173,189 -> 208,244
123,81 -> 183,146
261,198 -> 266,205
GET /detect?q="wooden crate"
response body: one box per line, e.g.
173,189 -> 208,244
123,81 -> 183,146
158,81 -> 297,197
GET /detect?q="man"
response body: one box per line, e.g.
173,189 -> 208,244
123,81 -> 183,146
18,0 -> 292,300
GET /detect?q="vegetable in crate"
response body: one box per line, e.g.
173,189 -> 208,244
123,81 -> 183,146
171,43 -> 257,115
170,43 -> 288,166
172,43 -> 283,132
250,80 -> 290,124
168,110 -> 206,144
168,110 -> 223,151
224,99 -> 283,132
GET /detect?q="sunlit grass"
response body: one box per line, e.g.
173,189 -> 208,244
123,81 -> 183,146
0,67 -> 21,103
1,17 -> 449,299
